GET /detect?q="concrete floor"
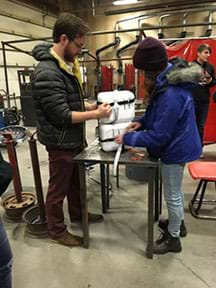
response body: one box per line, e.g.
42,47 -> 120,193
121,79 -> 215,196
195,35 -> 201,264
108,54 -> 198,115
0,120 -> 216,288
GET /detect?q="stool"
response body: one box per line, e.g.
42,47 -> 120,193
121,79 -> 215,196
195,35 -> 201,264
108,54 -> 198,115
188,161 -> 216,220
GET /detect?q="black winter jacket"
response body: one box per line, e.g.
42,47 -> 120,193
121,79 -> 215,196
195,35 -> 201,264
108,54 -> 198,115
32,43 -> 85,150
191,60 -> 216,104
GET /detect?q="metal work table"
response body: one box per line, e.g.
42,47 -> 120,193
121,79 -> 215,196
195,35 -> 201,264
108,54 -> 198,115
73,141 -> 160,259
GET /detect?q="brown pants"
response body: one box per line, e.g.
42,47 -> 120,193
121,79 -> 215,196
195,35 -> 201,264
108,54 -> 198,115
46,148 -> 81,238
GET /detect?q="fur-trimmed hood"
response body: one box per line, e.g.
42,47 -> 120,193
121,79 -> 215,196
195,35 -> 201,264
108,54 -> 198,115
155,58 -> 203,91
167,59 -> 203,85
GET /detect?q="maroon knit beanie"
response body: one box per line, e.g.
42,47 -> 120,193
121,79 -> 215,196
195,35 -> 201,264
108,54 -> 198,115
133,37 -> 168,71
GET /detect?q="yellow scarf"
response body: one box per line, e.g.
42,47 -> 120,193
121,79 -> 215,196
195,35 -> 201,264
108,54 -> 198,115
72,57 -> 83,88
50,48 -> 83,88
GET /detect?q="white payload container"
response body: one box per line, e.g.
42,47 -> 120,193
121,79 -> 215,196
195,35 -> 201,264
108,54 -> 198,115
99,122 -> 131,152
98,90 -> 135,152
97,90 -> 135,124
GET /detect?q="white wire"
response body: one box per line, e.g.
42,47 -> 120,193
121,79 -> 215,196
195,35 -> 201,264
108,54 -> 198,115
113,144 -> 123,177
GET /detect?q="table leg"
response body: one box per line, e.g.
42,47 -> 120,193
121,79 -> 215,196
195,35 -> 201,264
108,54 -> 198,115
154,167 -> 159,222
146,167 -> 155,259
116,164 -> 120,188
159,163 -> 162,215
100,164 -> 107,213
79,163 -> 89,248
106,164 -> 110,209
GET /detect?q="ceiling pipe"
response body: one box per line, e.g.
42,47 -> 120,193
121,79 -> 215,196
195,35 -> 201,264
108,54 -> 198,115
105,0 -> 216,16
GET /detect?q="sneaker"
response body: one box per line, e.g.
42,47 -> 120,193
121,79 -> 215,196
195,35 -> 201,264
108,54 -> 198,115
153,232 -> 182,255
158,219 -> 187,237
52,230 -> 83,247
70,212 -> 104,223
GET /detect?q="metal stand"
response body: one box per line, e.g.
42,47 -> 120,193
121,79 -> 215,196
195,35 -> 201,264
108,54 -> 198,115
0,127 -> 35,221
22,132 -> 47,237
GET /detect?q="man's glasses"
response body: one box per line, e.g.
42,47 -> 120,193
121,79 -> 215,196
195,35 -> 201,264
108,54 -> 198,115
72,39 -> 85,49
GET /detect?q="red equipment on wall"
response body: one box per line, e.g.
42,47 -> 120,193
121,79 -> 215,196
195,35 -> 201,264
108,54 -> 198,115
101,65 -> 113,91
166,39 -> 216,143
137,70 -> 145,100
125,64 -> 135,91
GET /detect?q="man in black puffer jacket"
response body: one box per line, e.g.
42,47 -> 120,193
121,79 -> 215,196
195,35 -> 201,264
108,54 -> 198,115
191,43 -> 216,157
32,13 -> 112,247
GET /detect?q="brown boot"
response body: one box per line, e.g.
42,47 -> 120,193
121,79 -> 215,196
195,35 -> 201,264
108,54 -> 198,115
70,212 -> 104,223
52,230 -> 83,247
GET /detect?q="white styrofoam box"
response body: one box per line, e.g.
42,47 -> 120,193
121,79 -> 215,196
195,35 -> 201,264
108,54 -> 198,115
99,122 -> 131,152
97,90 -> 135,124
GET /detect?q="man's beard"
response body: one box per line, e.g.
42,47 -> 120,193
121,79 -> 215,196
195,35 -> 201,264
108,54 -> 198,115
64,44 -> 75,62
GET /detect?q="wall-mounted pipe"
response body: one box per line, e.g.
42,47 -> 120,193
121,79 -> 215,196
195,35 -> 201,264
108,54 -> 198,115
181,13 -> 188,38
116,34 -> 139,74
88,20 -> 216,36
158,14 -> 171,39
95,30 -> 120,90
81,48 -> 97,61
92,0 -> 96,16
113,15 -> 148,74
166,12 -> 193,46
138,15 -> 156,38
205,11 -> 214,36
95,36 -> 120,59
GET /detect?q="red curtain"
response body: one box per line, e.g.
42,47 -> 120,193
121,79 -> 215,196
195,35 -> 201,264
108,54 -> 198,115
166,39 -> 216,142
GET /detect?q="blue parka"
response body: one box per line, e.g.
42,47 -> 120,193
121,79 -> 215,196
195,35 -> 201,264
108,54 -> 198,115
123,62 -> 202,164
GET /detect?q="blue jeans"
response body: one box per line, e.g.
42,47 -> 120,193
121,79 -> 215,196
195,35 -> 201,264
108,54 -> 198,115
0,218 -> 13,288
194,102 -> 209,144
161,163 -> 185,238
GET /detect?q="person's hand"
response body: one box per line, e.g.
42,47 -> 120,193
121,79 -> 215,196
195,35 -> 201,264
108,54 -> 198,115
125,121 -> 142,132
97,103 -> 112,118
204,71 -> 212,84
200,70 -> 212,85
114,134 -> 124,144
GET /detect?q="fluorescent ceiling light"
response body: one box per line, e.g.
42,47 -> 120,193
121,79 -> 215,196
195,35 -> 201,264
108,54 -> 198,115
113,0 -> 138,5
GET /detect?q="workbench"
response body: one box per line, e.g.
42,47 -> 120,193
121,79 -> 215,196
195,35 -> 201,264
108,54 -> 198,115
73,141 -> 160,259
